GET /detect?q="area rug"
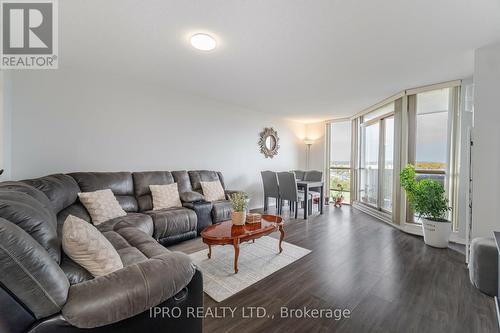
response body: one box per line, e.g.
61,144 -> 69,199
189,236 -> 311,302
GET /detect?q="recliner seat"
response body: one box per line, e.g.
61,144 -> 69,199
188,170 -> 243,223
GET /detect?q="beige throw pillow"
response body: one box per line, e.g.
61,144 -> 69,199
149,183 -> 182,210
200,180 -> 226,202
78,189 -> 126,225
62,215 -> 123,277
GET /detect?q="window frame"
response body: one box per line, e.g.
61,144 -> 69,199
326,80 -> 461,236
325,118 -> 353,204
357,104 -> 395,214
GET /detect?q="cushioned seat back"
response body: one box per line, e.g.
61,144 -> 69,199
22,174 -> 80,214
172,170 -> 193,193
0,182 -> 60,263
188,170 -> 225,194
0,218 -> 69,319
70,172 -> 138,212
132,171 -> 175,211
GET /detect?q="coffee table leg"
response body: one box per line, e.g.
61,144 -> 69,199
207,244 -> 212,259
279,225 -> 284,253
233,238 -> 240,274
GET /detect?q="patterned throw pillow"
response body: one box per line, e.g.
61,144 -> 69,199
78,189 -> 126,225
149,183 -> 182,210
62,215 -> 123,277
200,180 -> 226,202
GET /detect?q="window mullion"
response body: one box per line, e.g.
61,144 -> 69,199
378,118 -> 385,210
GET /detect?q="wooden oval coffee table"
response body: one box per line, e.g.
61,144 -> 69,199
201,215 -> 284,274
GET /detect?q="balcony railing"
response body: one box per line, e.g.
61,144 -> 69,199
329,166 -> 351,203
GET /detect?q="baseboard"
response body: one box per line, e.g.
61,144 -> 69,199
351,203 -> 466,247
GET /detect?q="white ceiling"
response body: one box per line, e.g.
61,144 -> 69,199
61,0 -> 500,122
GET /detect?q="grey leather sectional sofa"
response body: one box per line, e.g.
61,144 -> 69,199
0,170 -> 240,333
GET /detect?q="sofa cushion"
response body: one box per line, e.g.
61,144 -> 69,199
132,171 -> 175,211
97,213 -> 154,237
212,200 -> 233,222
180,191 -> 204,203
0,190 -> 60,263
61,251 -> 195,329
145,207 -> 197,240
0,181 -> 56,214
22,174 -> 80,214
201,180 -> 226,202
70,172 -> 138,212
110,226 -> 169,258
150,184 -> 182,210
0,218 -> 69,319
62,215 -> 124,277
117,247 -> 148,266
60,253 -> 93,285
172,170 -> 193,193
78,189 -> 127,225
57,203 -> 91,236
188,170 -> 225,193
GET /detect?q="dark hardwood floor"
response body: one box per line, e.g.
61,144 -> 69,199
170,205 -> 497,333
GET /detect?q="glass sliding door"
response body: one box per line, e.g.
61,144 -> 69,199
359,122 -> 379,206
329,121 -> 352,203
357,102 -> 395,213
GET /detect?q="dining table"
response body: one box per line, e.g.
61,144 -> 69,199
296,180 -> 324,219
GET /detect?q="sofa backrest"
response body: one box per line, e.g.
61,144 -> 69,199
0,182 -> 61,263
188,170 -> 225,194
132,171 -> 175,211
0,218 -> 69,319
69,172 -> 138,212
172,170 -> 193,193
23,174 -> 80,214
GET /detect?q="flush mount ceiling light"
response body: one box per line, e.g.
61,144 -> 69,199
190,33 -> 217,51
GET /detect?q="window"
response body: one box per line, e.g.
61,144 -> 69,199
358,102 -> 395,212
337,81 -> 460,231
407,87 -> 452,223
329,121 -> 352,203
359,122 -> 379,206
382,116 -> 394,211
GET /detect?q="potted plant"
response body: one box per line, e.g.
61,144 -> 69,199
400,165 -> 451,248
229,192 -> 248,226
333,184 -> 344,207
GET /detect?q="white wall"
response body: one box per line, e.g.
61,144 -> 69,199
472,41 -> 500,238
4,70 -> 305,209
304,122 -> 326,171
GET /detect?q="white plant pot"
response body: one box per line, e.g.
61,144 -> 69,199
421,218 -> 451,248
231,211 -> 246,226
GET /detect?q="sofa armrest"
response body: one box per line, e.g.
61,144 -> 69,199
61,252 -> 196,329
180,191 -> 205,203
183,201 -> 213,234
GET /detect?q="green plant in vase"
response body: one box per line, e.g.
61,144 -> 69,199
400,164 -> 451,248
229,192 -> 248,225
334,184 -> 344,207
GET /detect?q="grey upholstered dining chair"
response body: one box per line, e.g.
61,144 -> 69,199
292,170 -> 305,181
303,170 -> 323,212
303,170 -> 323,181
277,171 -> 312,219
261,171 -> 280,212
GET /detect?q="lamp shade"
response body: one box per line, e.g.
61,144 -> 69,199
304,139 -> 315,145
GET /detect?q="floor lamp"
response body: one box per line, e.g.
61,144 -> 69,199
304,139 -> 314,170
